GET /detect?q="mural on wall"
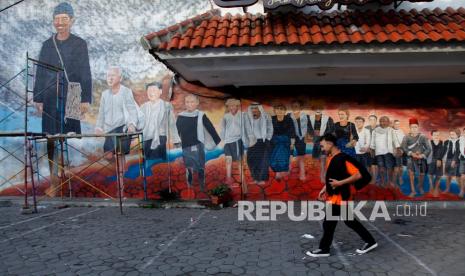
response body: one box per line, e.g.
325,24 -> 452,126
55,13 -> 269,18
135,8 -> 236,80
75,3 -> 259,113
3,82 -> 465,201
1,0 -> 465,202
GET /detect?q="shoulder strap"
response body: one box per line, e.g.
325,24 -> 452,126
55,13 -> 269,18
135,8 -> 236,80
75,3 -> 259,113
344,153 -> 372,190
52,34 -> 70,83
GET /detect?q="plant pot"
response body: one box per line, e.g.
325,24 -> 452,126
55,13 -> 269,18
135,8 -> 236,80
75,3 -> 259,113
211,195 -> 221,205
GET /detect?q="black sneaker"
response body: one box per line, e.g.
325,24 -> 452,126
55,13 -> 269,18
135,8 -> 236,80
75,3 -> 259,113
305,249 -> 330,257
356,242 -> 378,254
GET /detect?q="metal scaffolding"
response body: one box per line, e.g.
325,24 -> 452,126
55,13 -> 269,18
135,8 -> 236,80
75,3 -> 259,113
27,132 -> 147,214
0,54 -> 148,214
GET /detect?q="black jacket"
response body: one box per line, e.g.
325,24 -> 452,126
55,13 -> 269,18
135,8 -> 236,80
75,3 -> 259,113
326,152 -> 371,200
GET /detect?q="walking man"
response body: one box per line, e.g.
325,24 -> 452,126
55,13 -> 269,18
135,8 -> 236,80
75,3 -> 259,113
306,134 -> 377,257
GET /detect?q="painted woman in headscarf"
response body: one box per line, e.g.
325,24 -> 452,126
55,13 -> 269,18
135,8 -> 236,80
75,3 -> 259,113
334,108 -> 358,158
246,103 -> 273,185
270,103 -> 295,180
289,100 -> 310,181
139,82 -> 180,160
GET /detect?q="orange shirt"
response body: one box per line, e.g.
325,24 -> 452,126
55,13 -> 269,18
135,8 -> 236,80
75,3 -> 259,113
325,154 -> 359,205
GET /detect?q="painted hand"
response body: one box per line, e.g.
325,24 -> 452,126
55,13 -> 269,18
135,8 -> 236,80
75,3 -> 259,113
35,102 -> 43,114
127,124 -> 135,133
318,189 -> 326,201
80,102 -> 90,115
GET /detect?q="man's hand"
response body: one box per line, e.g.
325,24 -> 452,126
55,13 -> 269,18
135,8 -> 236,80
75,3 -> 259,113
95,127 -> 104,135
35,102 -> 43,114
329,178 -> 343,189
80,102 -> 90,115
452,160 -> 456,168
173,143 -> 181,149
127,124 -> 135,133
248,137 -> 257,148
436,160 -> 442,168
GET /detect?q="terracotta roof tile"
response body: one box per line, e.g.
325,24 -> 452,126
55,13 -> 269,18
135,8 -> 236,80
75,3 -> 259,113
166,34 -> 180,50
275,32 -> 287,45
226,34 -> 239,47
388,32 -> 402,43
179,36 -> 191,49
299,32 -> 312,45
323,31 -> 337,44
402,30 -> 417,42
250,33 -> 263,46
311,32 -> 325,44
456,30 -> 465,39
238,35 -> 249,46
190,36 -> 203,48
144,7 -> 465,51
349,31 -> 363,43
428,30 -> 443,41
263,33 -> 274,44
213,35 -> 226,47
415,31 -> 430,42
310,24 -> 322,35
333,24 -> 346,34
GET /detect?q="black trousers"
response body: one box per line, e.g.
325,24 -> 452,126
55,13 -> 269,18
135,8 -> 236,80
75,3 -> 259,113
319,203 -> 376,251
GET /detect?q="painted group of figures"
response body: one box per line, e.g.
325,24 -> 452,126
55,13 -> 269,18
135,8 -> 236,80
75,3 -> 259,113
95,68 -> 465,199
31,2 -> 465,199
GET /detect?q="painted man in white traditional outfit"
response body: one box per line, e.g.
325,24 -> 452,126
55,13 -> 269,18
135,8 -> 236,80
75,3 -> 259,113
308,103 -> 335,183
95,66 -> 138,197
354,116 -> 371,169
370,116 -> 400,188
176,95 -> 221,193
139,82 -> 180,160
220,99 -> 254,193
246,103 -> 273,185
392,120 -> 406,186
366,115 -> 379,184
95,67 -> 138,160
289,100 -> 310,181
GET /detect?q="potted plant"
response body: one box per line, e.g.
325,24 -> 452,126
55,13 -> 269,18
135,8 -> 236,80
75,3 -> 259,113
208,184 -> 231,205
